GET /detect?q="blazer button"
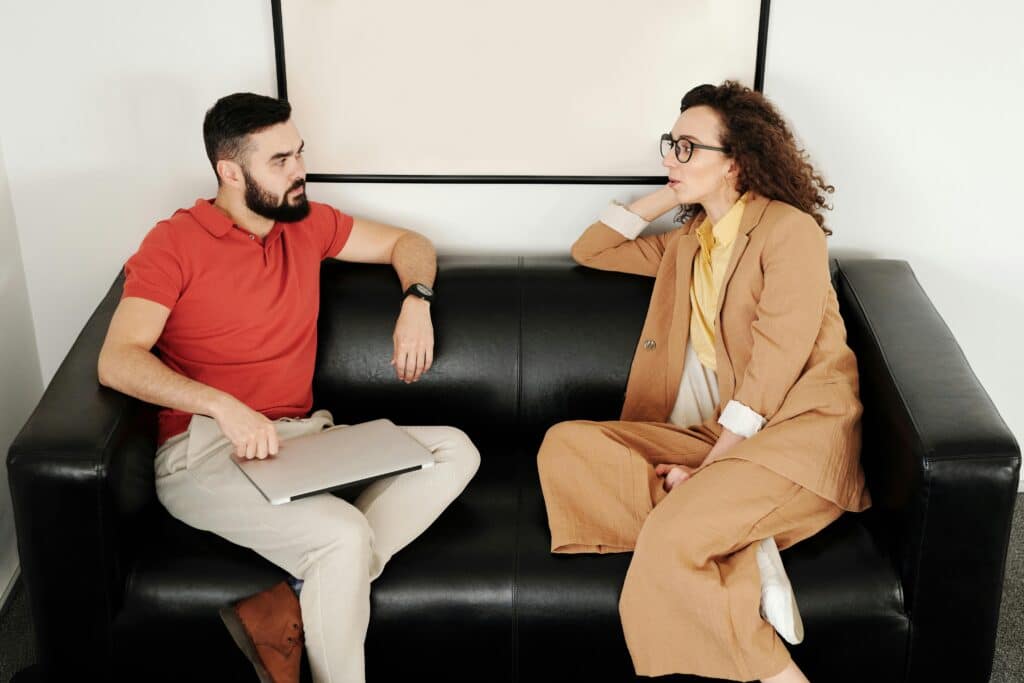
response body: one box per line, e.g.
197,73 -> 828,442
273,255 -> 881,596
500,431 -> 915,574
643,339 -> 656,350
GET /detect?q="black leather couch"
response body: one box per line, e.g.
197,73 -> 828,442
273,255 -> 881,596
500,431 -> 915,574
8,256 -> 1020,682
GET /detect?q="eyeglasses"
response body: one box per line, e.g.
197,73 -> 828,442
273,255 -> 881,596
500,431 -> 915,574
660,133 -> 728,164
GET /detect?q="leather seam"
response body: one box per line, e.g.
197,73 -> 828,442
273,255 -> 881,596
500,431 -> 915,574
512,255 -> 523,680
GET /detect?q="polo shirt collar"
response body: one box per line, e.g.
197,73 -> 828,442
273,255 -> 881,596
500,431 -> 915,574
189,198 -> 286,246
190,198 -> 236,238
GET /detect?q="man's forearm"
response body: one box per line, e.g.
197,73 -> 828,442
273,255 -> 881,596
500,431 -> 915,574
391,231 -> 437,290
98,345 -> 228,418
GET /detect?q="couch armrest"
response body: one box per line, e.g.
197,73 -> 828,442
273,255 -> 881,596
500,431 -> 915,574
6,272 -> 157,681
834,258 -> 1020,683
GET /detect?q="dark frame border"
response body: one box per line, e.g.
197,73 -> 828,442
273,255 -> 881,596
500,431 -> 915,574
271,0 -> 770,185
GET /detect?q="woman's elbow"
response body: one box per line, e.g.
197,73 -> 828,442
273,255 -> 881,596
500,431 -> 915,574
569,239 -> 591,265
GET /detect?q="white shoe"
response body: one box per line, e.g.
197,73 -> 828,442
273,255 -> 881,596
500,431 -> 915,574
756,536 -> 804,644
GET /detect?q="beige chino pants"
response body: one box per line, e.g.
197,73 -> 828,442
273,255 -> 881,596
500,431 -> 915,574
154,409 -> 480,683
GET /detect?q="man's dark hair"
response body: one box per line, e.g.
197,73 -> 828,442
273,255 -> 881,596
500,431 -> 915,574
203,93 -> 292,184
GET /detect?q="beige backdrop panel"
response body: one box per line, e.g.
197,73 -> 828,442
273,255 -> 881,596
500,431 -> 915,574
281,0 -> 760,175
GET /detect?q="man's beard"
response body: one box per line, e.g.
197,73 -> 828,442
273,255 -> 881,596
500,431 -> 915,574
242,167 -> 310,223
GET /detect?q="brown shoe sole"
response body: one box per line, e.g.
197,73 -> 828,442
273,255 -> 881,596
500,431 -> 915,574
219,605 -> 275,683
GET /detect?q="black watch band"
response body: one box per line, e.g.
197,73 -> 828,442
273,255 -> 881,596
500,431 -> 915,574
404,283 -> 435,303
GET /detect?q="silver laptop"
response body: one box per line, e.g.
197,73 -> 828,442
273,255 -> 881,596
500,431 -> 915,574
234,418 -> 435,505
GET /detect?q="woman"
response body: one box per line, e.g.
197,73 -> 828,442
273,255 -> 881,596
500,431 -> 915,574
536,81 -> 870,683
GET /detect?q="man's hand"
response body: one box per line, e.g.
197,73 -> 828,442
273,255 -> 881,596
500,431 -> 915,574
211,394 -> 280,460
333,221 -> 436,383
391,296 -> 434,383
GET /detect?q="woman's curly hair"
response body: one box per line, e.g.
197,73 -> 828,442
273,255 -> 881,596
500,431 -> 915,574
675,81 -> 835,236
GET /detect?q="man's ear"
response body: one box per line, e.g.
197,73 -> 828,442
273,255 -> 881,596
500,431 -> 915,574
217,159 -> 245,190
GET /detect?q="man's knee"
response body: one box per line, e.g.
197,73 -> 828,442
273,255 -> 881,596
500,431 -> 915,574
310,501 -> 374,557
436,426 -> 480,481
296,507 -> 375,583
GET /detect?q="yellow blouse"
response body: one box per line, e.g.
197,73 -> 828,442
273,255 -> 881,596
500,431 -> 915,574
596,193 -> 768,437
689,192 -> 750,371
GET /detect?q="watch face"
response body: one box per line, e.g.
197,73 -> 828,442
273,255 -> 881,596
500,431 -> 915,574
414,284 -> 434,297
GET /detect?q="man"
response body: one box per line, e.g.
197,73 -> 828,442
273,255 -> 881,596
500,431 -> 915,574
97,92 -> 480,683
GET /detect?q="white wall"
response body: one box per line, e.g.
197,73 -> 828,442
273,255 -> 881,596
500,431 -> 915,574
0,135 -> 44,603
281,0 -> 760,176
0,0 -> 279,609
0,2 -> 279,385
764,1 -> 1024,481
0,0 -> 1020,604
0,1 -> 690,383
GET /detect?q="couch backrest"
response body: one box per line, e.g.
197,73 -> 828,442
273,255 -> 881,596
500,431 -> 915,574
315,256 -> 848,448
315,256 -> 657,446
314,257 -> 522,445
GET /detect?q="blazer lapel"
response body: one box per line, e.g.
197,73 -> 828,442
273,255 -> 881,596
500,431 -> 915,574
713,194 -> 771,399
664,222 -> 701,414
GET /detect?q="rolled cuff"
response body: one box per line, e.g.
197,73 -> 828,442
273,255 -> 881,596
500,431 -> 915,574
718,399 -> 767,438
598,201 -> 649,239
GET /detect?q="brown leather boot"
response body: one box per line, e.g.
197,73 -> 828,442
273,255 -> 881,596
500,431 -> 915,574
219,581 -> 304,683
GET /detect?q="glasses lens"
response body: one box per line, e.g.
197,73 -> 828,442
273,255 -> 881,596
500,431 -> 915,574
660,136 -> 694,162
660,136 -> 673,159
676,138 -> 693,163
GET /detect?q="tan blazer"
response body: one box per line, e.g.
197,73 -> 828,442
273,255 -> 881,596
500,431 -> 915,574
571,194 -> 870,512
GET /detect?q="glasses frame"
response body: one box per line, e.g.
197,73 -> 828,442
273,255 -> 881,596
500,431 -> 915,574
660,133 -> 728,164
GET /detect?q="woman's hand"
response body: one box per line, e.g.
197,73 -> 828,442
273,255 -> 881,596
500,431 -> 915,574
627,186 -> 680,222
655,463 -> 695,493
656,428 -> 747,493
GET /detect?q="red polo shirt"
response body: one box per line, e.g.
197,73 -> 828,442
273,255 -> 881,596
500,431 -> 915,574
121,198 -> 354,447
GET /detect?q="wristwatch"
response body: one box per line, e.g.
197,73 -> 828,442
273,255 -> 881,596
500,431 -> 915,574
404,283 -> 435,303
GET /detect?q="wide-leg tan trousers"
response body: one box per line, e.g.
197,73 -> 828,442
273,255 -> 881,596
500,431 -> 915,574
536,419 -> 842,681
154,409 -> 480,683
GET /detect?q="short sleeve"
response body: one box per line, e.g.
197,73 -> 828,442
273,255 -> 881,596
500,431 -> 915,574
122,223 -> 184,309
320,207 -> 355,260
